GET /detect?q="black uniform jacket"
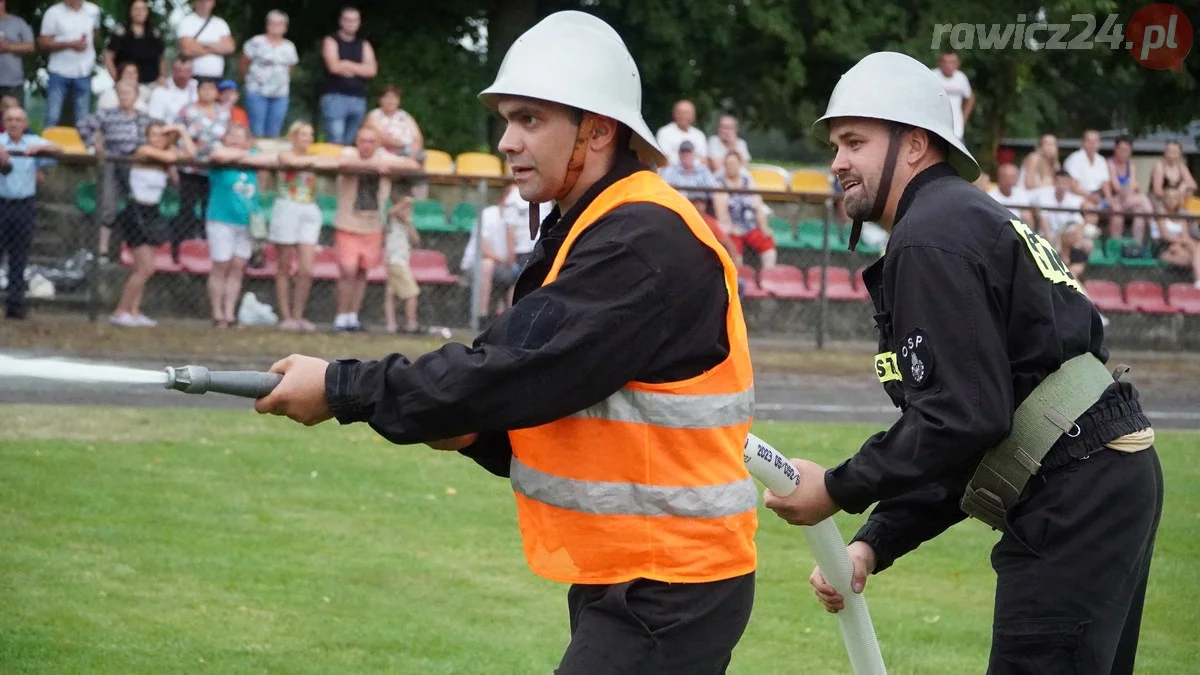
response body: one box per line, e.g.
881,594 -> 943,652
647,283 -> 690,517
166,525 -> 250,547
828,163 -> 1150,573
323,155 -> 731,476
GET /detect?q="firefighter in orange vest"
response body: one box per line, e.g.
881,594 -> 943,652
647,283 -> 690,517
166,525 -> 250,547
255,11 -> 759,673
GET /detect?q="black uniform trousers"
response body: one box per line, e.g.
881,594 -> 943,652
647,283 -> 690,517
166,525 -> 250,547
989,445 -> 1163,674
555,572 -> 755,674
1,196 -> 36,319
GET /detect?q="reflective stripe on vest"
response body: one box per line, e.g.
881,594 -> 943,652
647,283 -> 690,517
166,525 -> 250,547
510,456 -> 759,518
507,169 -> 758,586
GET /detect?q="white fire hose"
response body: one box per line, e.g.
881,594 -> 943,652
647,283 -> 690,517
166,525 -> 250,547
744,433 -> 887,675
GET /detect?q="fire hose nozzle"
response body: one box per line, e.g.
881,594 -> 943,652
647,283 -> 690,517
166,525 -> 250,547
164,365 -> 283,399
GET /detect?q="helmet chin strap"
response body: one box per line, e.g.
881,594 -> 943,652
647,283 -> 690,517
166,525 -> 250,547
527,114 -> 601,239
848,124 -> 906,252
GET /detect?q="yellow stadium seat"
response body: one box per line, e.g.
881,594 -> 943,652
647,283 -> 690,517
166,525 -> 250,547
1186,196 -> 1200,215
309,142 -> 345,158
790,169 -> 832,195
423,149 -> 453,175
747,167 -> 787,192
41,126 -> 87,153
455,151 -> 503,177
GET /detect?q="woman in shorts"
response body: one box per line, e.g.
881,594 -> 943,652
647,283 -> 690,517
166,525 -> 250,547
1153,188 -> 1200,289
270,121 -> 337,331
110,121 -> 195,327
205,125 -> 276,328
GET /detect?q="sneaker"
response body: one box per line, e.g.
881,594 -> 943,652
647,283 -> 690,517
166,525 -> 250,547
133,314 -> 157,327
109,312 -> 139,327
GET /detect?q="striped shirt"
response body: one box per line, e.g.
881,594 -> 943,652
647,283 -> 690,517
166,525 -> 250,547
77,107 -> 151,157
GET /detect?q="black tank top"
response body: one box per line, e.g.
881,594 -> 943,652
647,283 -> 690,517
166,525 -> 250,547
323,35 -> 366,97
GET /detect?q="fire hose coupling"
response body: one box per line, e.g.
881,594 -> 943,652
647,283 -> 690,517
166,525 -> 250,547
164,365 -> 284,399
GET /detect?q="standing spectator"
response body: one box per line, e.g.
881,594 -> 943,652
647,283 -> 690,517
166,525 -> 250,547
1063,129 -> 1111,207
930,49 -> 974,140
365,85 -> 423,160
659,140 -> 718,199
110,121 -> 195,327
103,0 -> 164,86
0,0 -> 35,101
147,57 -> 196,124
77,80 -> 152,261
96,62 -> 151,111
716,151 -> 776,269
986,162 -> 1034,223
1152,188 -> 1200,288
37,0 -> 101,128
655,99 -> 708,166
706,114 -> 750,172
238,10 -> 298,139
331,127 -> 416,332
0,106 -> 60,320
175,0 -> 234,83
320,7 -> 376,145
204,124 -> 274,328
217,79 -> 248,127
1019,133 -> 1060,192
270,120 -> 337,332
383,196 -> 421,334
169,78 -> 229,261
1150,140 -> 1197,206
1106,134 -> 1153,246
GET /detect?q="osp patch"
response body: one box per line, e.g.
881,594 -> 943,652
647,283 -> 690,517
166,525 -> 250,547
898,328 -> 933,387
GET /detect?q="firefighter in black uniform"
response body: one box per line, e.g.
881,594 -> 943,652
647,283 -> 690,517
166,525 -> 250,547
764,51 -> 1163,674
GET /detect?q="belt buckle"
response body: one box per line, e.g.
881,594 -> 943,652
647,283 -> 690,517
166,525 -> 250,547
961,485 -> 1007,531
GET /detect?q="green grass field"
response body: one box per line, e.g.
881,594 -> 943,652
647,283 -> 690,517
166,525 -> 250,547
1,406 -> 1196,674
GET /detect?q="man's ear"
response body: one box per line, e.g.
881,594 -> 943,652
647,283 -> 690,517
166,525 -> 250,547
588,115 -> 618,150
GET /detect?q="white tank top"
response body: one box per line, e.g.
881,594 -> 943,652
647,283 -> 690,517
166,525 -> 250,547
129,165 -> 168,205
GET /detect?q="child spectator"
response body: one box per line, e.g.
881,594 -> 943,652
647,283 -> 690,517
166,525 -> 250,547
217,79 -> 249,128
110,121 -> 195,327
204,124 -> 275,328
1152,188 -> 1200,288
271,120 -> 337,332
383,196 -> 421,334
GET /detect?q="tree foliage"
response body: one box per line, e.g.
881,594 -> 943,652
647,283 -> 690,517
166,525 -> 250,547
8,0 -> 1197,168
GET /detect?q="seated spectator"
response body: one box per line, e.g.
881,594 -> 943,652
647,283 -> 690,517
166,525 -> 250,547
110,121 -> 195,327
204,124 -> 275,328
238,10 -> 298,138
0,105 -> 61,320
1151,188 -> 1200,288
655,99 -> 708,166
217,79 -> 249,128
498,182 -> 548,267
103,0 -> 164,86
77,80 -> 152,261
270,120 -> 338,333
707,114 -> 750,172
1150,140 -> 1197,207
690,194 -> 740,265
176,0 -> 234,83
1106,134 -> 1153,246
332,126 -> 418,332
660,140 -> 718,199
1034,170 -> 1093,277
987,162 -> 1034,223
1063,130 -> 1111,214
168,78 -> 229,262
147,57 -> 196,125
1019,133 -> 1060,192
96,62 -> 151,111
462,203 -> 520,318
383,196 -> 421,334
716,151 -> 776,269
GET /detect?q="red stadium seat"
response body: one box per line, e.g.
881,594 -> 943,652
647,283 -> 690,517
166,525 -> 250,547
736,264 -> 769,299
1167,283 -> 1200,316
367,264 -> 388,283
807,266 -> 868,301
410,249 -> 460,285
179,239 -> 212,276
1124,281 -> 1178,314
758,265 -> 817,300
311,246 -> 341,281
244,244 -> 278,279
1083,280 -> 1133,313
119,243 -> 184,274
855,266 -> 871,293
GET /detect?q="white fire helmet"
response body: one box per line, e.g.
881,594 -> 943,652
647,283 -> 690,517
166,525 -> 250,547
813,51 -> 980,182
478,11 -> 667,169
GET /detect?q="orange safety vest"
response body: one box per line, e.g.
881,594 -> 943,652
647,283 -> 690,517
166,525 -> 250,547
507,170 -> 758,586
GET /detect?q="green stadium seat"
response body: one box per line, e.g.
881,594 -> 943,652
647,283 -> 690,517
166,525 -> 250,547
1087,241 -> 1117,267
768,216 -> 801,249
413,198 -> 456,233
1106,237 -> 1161,268
796,220 -> 846,251
317,194 -> 337,227
451,202 -> 479,232
76,181 -> 96,215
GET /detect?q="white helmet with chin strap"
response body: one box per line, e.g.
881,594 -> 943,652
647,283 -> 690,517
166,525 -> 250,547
479,11 -> 667,236
813,51 -> 981,251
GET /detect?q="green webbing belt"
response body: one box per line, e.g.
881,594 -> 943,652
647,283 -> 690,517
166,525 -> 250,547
961,353 -> 1120,531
